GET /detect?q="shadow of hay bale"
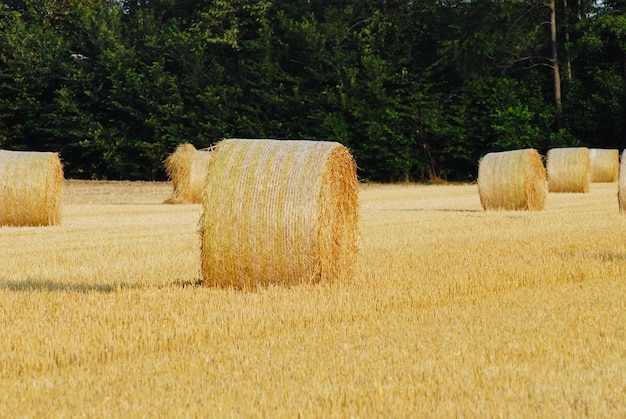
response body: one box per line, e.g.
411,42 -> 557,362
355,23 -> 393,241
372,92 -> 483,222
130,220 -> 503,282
0,279 -> 131,293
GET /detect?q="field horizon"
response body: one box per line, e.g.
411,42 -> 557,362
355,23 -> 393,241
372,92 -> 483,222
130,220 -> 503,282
1,179 -> 625,416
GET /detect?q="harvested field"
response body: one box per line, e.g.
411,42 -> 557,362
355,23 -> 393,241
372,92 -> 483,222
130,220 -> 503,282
1,180 -> 626,417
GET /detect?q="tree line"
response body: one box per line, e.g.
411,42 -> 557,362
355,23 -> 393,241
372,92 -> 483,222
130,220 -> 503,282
1,0 -> 625,182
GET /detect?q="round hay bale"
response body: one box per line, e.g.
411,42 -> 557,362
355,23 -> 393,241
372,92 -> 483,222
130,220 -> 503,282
163,143 -> 212,204
546,147 -> 591,193
618,150 -> 626,213
199,139 -> 359,289
477,149 -> 547,211
0,150 -> 63,226
589,148 -> 619,182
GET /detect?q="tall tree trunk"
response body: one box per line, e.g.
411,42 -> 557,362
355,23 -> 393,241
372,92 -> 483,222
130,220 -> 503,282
563,0 -> 572,81
550,0 -> 563,128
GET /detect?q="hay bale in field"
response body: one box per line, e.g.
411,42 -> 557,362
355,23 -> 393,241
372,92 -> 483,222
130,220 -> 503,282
618,150 -> 626,213
199,139 -> 359,289
477,149 -> 547,211
163,143 -> 212,204
589,148 -> 619,182
546,147 -> 591,193
0,150 -> 63,226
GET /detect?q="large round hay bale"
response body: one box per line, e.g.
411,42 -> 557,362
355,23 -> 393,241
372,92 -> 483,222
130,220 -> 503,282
546,147 -> 591,193
163,143 -> 212,204
618,150 -> 626,213
0,150 -> 63,226
477,149 -> 547,211
589,148 -> 619,182
199,139 -> 359,289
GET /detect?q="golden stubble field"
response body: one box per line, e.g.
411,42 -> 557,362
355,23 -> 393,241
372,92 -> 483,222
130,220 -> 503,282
1,180 -> 626,417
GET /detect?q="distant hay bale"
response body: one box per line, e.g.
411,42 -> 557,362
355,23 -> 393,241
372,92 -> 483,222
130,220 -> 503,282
477,149 -> 547,211
589,148 -> 619,182
547,147 -> 591,193
0,150 -> 63,226
163,143 -> 212,204
199,139 -> 359,289
619,150 -> 626,213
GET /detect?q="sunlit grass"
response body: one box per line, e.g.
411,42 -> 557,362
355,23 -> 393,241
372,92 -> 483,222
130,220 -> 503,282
1,180 -> 625,416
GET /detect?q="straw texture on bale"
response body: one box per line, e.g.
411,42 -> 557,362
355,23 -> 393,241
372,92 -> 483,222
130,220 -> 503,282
618,150 -> 626,213
547,147 -> 591,193
0,150 -> 63,226
199,139 -> 359,289
477,149 -> 547,211
589,148 -> 619,182
163,143 -> 212,204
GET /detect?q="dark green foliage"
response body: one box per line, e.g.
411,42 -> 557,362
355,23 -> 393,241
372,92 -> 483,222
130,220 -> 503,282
0,0 -> 624,181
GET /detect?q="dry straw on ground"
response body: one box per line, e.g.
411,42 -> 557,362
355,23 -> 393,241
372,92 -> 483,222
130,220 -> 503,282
477,149 -> 547,211
618,150 -> 626,213
163,143 -> 212,204
0,149 -> 63,226
589,148 -> 619,183
199,138 -> 359,289
547,147 -> 591,193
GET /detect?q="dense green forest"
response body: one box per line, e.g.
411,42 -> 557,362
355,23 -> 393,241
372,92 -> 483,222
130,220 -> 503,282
1,0 -> 625,181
